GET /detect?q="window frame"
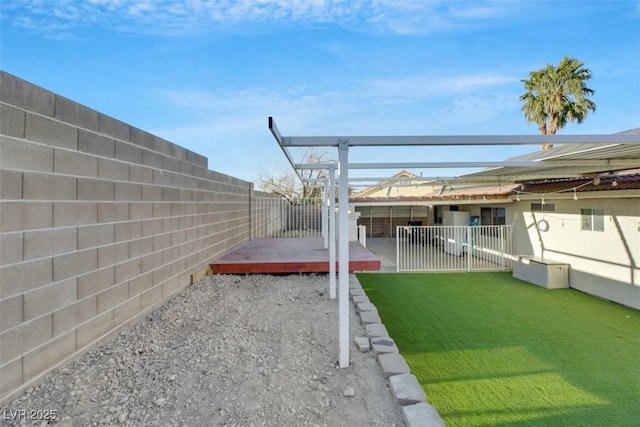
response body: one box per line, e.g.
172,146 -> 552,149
531,203 -> 555,212
581,208 -> 605,232
480,207 -> 506,226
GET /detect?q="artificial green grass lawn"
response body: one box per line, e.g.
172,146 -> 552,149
357,272 -> 640,427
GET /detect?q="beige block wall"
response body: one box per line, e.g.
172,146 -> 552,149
0,71 -> 256,405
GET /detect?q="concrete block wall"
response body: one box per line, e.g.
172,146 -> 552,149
0,71 -> 254,405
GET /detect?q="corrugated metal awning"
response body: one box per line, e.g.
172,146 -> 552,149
462,129 -> 640,183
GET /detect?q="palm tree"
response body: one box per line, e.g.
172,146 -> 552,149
520,57 -> 596,149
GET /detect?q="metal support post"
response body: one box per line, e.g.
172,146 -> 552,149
329,165 -> 337,300
338,140 -> 350,368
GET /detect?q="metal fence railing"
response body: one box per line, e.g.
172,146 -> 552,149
396,225 -> 515,272
252,197 -> 323,239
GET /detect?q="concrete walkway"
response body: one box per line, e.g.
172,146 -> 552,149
366,237 -> 511,273
365,238 -> 397,272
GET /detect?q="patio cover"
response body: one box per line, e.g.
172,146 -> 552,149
461,128 -> 640,183
268,118 -> 640,369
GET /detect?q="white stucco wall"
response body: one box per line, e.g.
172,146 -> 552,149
512,193 -> 640,309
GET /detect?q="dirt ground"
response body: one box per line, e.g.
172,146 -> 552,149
1,274 -> 404,426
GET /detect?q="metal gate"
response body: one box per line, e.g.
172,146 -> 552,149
396,225 -> 515,272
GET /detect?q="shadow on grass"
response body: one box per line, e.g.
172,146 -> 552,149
444,403 -> 614,427
358,272 -> 640,427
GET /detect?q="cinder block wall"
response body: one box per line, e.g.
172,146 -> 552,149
0,71 -> 254,405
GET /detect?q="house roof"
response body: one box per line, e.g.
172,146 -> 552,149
423,184 -> 521,201
515,170 -> 640,195
349,169 -> 640,205
351,170 -> 438,199
352,170 -> 416,194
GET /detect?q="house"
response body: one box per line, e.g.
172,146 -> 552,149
507,169 -> 640,309
349,130 -> 640,309
350,170 -> 437,237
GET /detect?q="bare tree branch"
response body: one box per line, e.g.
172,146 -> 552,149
256,148 -> 335,203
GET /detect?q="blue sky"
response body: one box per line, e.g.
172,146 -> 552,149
2,0 -> 639,182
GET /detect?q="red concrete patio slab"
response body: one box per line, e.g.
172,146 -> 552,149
210,238 -> 381,274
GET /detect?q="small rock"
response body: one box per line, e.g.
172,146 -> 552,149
0,274 -> 404,426
354,336 -> 370,352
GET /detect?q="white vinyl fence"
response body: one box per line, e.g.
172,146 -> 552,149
396,225 -> 515,272
252,197 -> 323,238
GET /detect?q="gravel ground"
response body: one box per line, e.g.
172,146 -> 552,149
1,274 -> 404,426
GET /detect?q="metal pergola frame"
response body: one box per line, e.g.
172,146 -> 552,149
268,116 -> 640,368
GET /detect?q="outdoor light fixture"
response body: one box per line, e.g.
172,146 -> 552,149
516,193 -> 520,201
612,179 -> 618,187
537,219 -> 550,232
593,176 -> 600,185
573,189 -> 578,200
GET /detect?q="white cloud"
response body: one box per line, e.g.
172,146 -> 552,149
449,4 -> 508,19
361,73 -> 519,104
147,68 -> 529,180
3,0 -> 523,37
155,70 -> 522,141
127,1 -> 153,16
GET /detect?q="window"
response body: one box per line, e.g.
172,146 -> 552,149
434,206 -> 442,224
480,207 -> 506,225
531,203 -> 555,212
581,208 -> 605,232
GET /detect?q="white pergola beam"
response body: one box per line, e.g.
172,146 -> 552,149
268,116 -> 283,144
348,176 -> 485,182
347,159 -> 640,169
268,117 -> 306,186
282,133 -> 639,147
270,117 -> 640,148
